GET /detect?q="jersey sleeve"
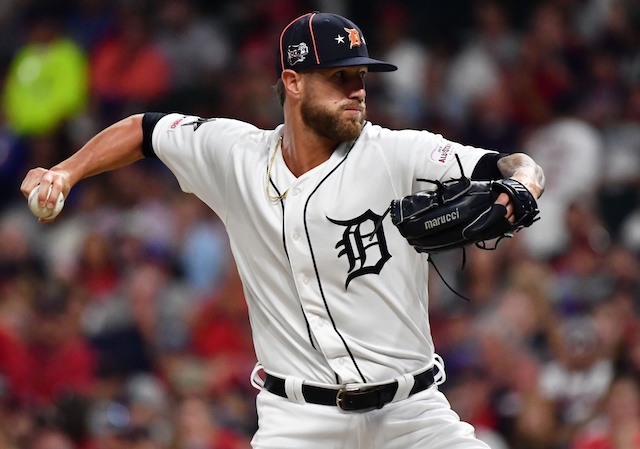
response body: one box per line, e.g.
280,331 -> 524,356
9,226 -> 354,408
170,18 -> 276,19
366,125 -> 500,194
414,133 -> 498,183
148,113 -> 257,218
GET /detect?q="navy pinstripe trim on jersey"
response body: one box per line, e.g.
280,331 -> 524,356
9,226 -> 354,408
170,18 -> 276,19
271,180 -> 289,260
141,112 -> 166,158
303,306 -> 317,351
269,176 -> 317,350
303,140 -> 367,383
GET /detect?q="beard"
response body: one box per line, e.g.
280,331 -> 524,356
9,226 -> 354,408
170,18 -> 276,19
300,95 -> 366,142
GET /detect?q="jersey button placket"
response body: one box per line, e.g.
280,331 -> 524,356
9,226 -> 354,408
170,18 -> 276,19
283,177 -> 349,377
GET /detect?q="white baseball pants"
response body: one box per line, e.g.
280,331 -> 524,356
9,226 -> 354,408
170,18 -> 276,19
250,385 -> 492,449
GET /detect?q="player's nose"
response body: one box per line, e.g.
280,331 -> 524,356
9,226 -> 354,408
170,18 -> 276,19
349,81 -> 366,101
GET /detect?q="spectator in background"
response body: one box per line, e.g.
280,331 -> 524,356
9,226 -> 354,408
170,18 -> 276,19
591,287 -> 637,363
0,213 -> 45,289
0,321 -> 30,405
512,392 -> 558,449
90,3 -> 171,124
439,0 -> 516,128
0,0 -> 22,74
123,373 -> 173,446
498,351 -> 546,447
1,5 -> 88,136
622,334 -> 640,385
509,2 -> 583,128
598,119 -> 640,243
155,0 -> 230,114
188,266 -> 254,396
171,395 -> 250,449
87,397 -> 164,449
446,371 -> 509,449
462,79 -> 522,153
539,316 -> 614,446
571,375 -> 640,449
453,1 -> 523,151
66,0 -> 115,53
373,3 -> 430,128
172,194 -> 231,299
28,427 -> 76,449
578,48 -> 626,128
602,83 -> 640,246
73,231 -> 121,300
24,279 -> 97,406
85,260 -> 190,381
519,102 -> 603,260
551,203 -> 612,314
0,124 -> 25,210
220,0 -> 300,128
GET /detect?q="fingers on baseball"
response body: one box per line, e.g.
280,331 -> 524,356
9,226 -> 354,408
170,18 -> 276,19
43,175 -> 64,210
22,169 -> 66,217
20,167 -> 47,198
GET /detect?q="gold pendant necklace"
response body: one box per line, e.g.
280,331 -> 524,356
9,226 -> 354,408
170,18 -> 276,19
266,136 -> 288,202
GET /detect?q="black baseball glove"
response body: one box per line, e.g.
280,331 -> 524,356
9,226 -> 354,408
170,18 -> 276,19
390,162 -> 539,254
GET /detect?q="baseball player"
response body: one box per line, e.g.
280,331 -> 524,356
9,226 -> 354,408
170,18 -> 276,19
21,12 -> 545,449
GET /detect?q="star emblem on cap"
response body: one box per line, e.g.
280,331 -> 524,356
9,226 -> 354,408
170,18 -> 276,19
335,34 -> 345,44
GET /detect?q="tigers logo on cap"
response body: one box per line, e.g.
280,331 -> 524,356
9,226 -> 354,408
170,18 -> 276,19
344,28 -> 362,48
276,12 -> 397,78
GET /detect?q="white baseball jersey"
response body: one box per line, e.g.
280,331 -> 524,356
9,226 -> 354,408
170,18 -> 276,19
149,114 -> 495,385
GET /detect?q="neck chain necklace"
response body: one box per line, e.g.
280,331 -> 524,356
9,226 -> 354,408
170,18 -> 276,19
266,136 -> 288,202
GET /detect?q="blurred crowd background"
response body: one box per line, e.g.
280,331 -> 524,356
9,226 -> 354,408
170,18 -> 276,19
1,0 -> 640,448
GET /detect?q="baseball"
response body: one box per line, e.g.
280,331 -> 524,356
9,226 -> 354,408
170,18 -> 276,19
28,185 -> 64,219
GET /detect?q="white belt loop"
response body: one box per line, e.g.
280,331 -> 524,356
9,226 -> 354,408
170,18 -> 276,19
250,363 -> 265,390
284,376 -> 307,404
392,373 -> 415,402
433,354 -> 447,386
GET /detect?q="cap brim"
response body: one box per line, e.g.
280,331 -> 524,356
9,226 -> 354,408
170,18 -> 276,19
315,56 -> 398,72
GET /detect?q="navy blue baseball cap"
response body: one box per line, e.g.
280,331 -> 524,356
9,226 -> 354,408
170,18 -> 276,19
277,12 -> 397,78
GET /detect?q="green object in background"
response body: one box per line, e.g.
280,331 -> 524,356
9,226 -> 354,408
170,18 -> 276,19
2,38 -> 88,136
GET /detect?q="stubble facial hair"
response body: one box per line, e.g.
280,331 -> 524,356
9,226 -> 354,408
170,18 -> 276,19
300,93 -> 366,142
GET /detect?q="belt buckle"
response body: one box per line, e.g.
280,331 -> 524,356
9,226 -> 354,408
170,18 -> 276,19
336,384 -> 378,412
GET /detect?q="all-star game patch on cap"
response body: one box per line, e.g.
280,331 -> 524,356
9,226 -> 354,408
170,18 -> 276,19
276,12 -> 398,78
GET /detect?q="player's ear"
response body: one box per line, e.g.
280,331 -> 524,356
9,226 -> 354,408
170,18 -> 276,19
281,69 -> 302,100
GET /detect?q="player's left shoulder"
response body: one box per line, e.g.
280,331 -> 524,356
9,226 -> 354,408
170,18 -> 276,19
355,123 -> 445,161
354,123 -> 400,149
359,122 -> 418,140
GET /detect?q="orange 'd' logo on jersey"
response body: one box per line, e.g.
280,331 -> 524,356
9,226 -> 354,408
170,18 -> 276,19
344,27 -> 362,48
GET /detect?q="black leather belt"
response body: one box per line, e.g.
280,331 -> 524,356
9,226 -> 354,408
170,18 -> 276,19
263,367 -> 435,411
